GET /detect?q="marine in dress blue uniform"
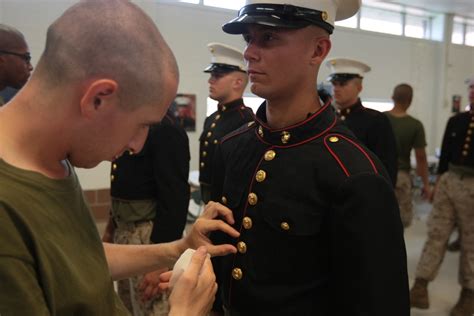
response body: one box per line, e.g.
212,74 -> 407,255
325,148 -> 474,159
209,1 -> 409,315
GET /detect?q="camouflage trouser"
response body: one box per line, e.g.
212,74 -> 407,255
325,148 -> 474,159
114,221 -> 170,316
416,171 -> 474,289
394,170 -> 413,228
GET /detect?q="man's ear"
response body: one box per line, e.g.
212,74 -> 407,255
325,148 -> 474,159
310,36 -> 331,66
79,79 -> 119,118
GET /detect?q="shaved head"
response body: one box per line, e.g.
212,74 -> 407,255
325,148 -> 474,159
34,0 -> 178,109
0,24 -> 27,51
392,83 -> 413,107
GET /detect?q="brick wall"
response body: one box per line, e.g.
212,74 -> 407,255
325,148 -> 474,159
83,188 -> 111,223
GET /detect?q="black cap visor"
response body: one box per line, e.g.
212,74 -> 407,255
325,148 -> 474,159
204,63 -> 245,73
328,73 -> 362,83
223,4 -> 334,35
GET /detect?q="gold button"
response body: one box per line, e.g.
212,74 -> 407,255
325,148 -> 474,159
207,131 -> 212,138
280,222 -> 290,231
215,114 -> 221,120
264,150 -> 276,161
248,193 -> 258,205
341,116 -> 346,121
281,131 -> 290,144
258,126 -> 264,137
242,217 -> 253,229
211,123 -> 216,129
463,150 -> 468,156
467,137 -> 472,142
204,141 -> 209,147
321,11 -> 328,21
213,139 -> 218,145
241,106 -> 245,110
255,170 -> 266,182
464,143 -> 470,149
237,241 -> 247,254
110,175 -> 115,181
202,151 -> 207,157
329,136 -> 339,143
222,106 -> 227,111
468,129 -> 473,135
232,268 -> 243,280
112,163 -> 117,170
200,162 -> 205,168
221,196 -> 227,204
470,123 -> 474,128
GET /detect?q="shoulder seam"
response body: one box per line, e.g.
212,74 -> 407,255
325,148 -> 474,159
323,133 -> 379,177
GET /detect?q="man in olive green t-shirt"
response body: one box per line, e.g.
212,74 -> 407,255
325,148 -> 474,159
0,1 -> 240,315
385,83 -> 431,228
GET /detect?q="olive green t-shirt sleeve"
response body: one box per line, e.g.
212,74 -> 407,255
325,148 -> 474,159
0,204 -> 50,316
413,120 -> 427,149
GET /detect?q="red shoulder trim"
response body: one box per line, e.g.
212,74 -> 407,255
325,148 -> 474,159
323,133 -> 379,177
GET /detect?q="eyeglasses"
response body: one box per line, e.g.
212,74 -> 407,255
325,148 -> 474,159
0,50 -> 32,63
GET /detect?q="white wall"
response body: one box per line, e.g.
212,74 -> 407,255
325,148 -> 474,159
1,1 -> 473,189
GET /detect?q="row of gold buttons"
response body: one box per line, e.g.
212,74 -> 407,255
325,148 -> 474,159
200,114 -> 222,169
462,119 -> 474,157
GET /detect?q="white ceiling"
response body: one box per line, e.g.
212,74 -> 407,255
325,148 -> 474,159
372,0 -> 474,19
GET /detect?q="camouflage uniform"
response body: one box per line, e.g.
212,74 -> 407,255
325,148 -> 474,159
415,171 -> 474,288
415,109 -> 474,289
394,170 -> 413,228
113,217 -> 169,316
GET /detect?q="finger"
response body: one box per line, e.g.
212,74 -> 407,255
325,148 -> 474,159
158,282 -> 170,293
195,219 -> 240,238
184,246 -> 208,279
206,244 -> 237,257
202,202 -> 235,225
159,270 -> 172,283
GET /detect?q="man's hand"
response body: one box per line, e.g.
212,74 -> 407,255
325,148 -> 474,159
166,247 -> 218,316
184,201 -> 240,257
138,268 -> 168,302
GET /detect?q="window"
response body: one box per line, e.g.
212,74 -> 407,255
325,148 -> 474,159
206,95 -> 263,117
405,14 -> 430,39
466,23 -> 474,47
360,6 -> 403,36
203,0 -> 244,10
362,100 -> 394,112
452,21 -> 465,45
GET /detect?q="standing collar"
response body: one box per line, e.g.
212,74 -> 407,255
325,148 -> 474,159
217,98 -> 244,112
253,100 -> 337,147
336,98 -> 363,118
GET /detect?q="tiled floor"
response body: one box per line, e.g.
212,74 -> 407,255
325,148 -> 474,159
96,199 -> 463,315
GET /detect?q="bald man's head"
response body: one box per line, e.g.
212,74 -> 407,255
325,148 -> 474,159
0,24 -> 27,51
392,83 -> 413,108
34,0 -> 178,110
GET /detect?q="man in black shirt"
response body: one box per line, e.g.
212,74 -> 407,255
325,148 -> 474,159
104,111 -> 190,315
326,57 -> 398,186
411,76 -> 474,316
199,43 -> 254,203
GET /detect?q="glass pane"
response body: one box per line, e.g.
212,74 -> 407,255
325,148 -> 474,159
452,22 -> 464,44
363,100 -> 394,112
203,0 -> 245,10
207,96 -> 261,117
405,14 -> 427,39
466,24 -> 474,46
179,0 -> 199,3
335,14 -> 358,28
360,7 -> 403,36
